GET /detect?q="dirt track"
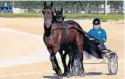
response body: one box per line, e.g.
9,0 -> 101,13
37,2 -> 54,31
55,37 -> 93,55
0,18 -> 124,79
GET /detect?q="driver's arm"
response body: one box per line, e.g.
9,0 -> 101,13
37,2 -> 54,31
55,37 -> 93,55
100,30 -> 107,43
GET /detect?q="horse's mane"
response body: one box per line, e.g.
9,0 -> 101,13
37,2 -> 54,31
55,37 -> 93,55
52,15 -> 57,23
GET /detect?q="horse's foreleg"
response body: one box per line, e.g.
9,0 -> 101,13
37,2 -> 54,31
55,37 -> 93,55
61,51 -> 72,78
50,53 -> 62,76
60,49 -> 72,77
49,47 -> 62,76
59,50 -> 67,76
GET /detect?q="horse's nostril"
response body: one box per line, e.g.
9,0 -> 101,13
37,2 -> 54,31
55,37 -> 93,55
47,11 -> 50,14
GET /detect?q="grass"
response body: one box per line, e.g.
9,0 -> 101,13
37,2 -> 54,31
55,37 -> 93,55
0,13 -> 124,21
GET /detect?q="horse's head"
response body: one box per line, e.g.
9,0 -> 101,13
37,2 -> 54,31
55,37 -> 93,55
55,8 -> 64,23
42,2 -> 54,28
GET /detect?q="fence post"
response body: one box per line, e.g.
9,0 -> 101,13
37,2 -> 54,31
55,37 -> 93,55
104,0 -> 107,15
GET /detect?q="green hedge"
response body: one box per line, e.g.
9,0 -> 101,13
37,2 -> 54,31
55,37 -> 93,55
0,13 -> 42,18
64,14 -> 124,21
0,13 -> 123,21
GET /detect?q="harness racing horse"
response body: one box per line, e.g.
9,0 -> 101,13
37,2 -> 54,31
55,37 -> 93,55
42,2 -> 85,77
54,8 -> 78,77
54,8 -> 69,76
54,8 -> 86,76
42,3 -> 70,77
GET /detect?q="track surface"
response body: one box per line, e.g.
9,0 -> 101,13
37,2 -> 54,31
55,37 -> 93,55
0,18 -> 124,79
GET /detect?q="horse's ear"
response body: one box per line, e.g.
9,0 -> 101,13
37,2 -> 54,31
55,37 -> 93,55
50,2 -> 53,7
44,2 -> 46,6
63,16 -> 65,19
61,8 -> 63,14
55,9 -> 57,14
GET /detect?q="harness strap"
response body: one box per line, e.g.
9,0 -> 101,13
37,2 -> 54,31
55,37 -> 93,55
51,22 -> 70,36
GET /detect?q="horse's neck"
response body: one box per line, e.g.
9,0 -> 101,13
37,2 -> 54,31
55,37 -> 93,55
44,24 -> 52,37
44,15 -> 55,37
52,15 -> 56,23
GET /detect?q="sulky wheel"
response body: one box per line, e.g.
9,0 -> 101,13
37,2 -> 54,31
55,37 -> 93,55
108,52 -> 118,75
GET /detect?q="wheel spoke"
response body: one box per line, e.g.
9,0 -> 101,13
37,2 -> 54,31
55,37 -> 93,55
110,55 -> 118,74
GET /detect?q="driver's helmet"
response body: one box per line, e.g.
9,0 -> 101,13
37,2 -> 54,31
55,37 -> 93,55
93,18 -> 100,25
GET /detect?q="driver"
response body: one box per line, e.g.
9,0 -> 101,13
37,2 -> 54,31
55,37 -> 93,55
88,18 -> 107,51
88,18 -> 107,43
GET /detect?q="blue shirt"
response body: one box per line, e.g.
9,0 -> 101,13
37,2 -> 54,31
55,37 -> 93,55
88,28 -> 107,43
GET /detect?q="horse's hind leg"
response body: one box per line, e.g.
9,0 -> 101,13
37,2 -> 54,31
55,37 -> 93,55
77,45 -> 85,76
76,35 -> 85,76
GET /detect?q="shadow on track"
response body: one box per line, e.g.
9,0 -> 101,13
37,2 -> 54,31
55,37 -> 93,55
85,72 -> 103,76
43,73 -> 61,79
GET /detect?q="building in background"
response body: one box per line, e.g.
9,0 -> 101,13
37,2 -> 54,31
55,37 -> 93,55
0,1 -> 123,14
0,4 -> 13,13
12,8 -> 27,13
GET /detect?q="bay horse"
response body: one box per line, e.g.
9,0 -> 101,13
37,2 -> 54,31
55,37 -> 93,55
54,8 -> 72,76
42,3 -> 70,76
54,8 -> 87,76
42,2 -> 85,77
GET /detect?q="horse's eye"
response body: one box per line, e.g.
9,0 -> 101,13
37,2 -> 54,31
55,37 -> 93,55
42,10 -> 45,14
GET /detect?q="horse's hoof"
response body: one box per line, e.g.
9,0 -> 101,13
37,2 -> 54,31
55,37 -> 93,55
66,72 -> 72,78
62,73 -> 67,77
80,73 -> 85,77
78,71 -> 85,77
58,76 -> 63,79
58,70 -> 63,76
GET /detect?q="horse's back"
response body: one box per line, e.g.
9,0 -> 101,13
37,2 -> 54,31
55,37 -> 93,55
64,20 -> 83,30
